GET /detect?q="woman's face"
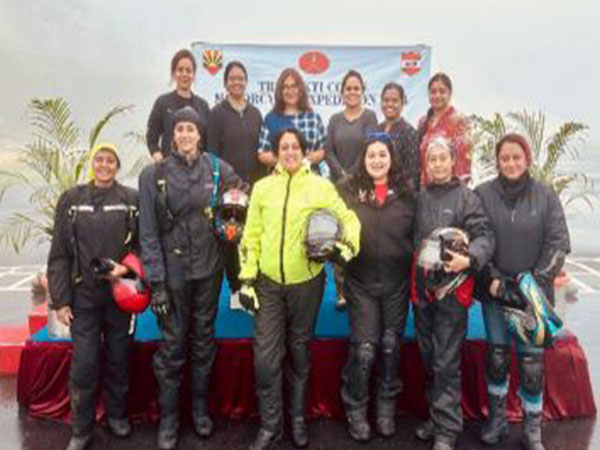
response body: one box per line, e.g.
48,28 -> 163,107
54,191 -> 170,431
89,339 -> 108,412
173,121 -> 200,156
364,141 -> 391,182
173,57 -> 195,92
343,76 -> 363,109
381,88 -> 404,121
226,66 -> 247,99
498,142 -> 528,180
278,132 -> 304,174
428,80 -> 451,112
426,144 -> 454,184
92,150 -> 119,185
281,75 -> 300,109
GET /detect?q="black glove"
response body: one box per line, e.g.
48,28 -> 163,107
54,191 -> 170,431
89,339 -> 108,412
151,282 -> 170,316
496,277 -> 526,309
239,284 -> 259,314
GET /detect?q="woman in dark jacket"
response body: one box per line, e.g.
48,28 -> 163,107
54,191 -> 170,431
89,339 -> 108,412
146,49 -> 211,162
48,143 -> 138,450
476,133 -> 570,450
377,82 -> 420,190
337,134 -> 415,442
413,137 -> 494,450
139,107 -> 242,450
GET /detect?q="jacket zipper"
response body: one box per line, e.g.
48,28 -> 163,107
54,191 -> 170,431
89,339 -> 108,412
279,175 -> 293,284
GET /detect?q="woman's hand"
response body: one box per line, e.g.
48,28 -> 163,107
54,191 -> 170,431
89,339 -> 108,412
108,262 -> 130,281
489,278 -> 501,297
152,151 -> 164,163
56,305 -> 73,326
443,249 -> 470,273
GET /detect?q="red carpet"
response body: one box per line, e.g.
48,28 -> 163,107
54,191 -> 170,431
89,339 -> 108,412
17,335 -> 596,424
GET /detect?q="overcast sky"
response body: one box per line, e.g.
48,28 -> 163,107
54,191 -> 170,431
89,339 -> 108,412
0,0 -> 598,155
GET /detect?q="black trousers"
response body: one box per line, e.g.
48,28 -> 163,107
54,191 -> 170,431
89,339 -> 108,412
153,271 -> 223,420
253,272 -> 325,432
414,295 -> 468,441
341,277 -> 409,412
70,295 -> 131,436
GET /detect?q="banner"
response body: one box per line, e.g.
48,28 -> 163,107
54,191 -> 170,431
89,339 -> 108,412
191,43 -> 432,125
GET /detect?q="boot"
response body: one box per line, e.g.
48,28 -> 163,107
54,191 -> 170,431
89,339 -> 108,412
432,435 -> 455,450
414,419 -> 434,442
157,415 -> 178,450
291,417 -> 308,448
375,399 -> 396,438
193,414 -> 214,438
480,393 -> 508,445
248,428 -> 282,450
65,434 -> 93,450
107,417 -> 131,438
346,408 -> 371,442
522,411 -> 545,450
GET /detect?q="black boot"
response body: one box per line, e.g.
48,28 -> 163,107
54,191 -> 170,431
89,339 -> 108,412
432,435 -> 455,450
414,419 -> 434,442
480,393 -> 508,445
248,428 -> 282,450
375,399 -> 396,438
193,413 -> 214,438
291,417 -> 308,448
65,434 -> 93,450
522,411 -> 545,450
107,417 -> 131,438
346,408 -> 371,442
157,415 -> 178,450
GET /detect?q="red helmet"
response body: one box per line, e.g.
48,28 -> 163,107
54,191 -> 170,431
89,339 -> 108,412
112,252 -> 150,313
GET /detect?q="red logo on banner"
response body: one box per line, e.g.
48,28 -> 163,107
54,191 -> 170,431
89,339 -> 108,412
298,51 -> 330,75
203,50 -> 223,75
401,51 -> 422,76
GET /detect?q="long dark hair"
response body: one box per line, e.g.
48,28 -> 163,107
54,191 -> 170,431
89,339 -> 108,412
342,132 -> 414,202
417,72 -> 453,143
273,68 -> 312,115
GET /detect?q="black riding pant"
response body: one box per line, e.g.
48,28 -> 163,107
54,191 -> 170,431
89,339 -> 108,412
252,272 -> 325,432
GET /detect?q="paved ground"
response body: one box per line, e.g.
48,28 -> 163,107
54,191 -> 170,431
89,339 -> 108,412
1,257 -> 599,449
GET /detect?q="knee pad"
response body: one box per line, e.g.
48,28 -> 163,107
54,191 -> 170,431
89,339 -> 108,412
381,329 -> 399,355
486,345 -> 511,386
356,342 -> 376,369
518,353 -> 544,397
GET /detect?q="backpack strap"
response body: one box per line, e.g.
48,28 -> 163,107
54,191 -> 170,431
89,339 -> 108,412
154,160 -> 174,232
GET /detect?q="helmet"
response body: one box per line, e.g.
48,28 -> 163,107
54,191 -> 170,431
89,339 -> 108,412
212,188 -> 249,243
503,271 -> 563,347
304,209 -> 343,262
112,252 -> 150,313
416,227 -> 470,300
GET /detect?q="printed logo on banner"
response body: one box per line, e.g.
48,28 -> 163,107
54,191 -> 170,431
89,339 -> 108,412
401,51 -> 422,76
203,50 -> 223,75
298,51 -> 330,75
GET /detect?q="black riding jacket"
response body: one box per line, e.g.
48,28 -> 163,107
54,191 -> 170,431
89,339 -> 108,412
475,175 -> 570,302
138,151 -> 241,283
47,182 -> 138,309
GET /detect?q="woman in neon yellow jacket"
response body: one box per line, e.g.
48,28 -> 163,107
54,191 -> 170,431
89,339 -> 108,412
239,128 -> 360,450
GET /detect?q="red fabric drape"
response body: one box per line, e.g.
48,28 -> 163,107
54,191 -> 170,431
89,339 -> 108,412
17,337 -> 596,424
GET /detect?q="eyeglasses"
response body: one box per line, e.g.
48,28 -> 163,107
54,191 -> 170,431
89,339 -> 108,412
283,84 -> 299,92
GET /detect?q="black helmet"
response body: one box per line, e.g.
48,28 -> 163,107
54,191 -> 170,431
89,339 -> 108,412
212,188 -> 249,243
416,227 -> 470,300
304,209 -> 343,262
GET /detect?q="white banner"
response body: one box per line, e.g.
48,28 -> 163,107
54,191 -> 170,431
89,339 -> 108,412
191,43 -> 432,125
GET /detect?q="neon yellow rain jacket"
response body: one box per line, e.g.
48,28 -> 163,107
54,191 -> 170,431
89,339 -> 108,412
239,163 -> 360,285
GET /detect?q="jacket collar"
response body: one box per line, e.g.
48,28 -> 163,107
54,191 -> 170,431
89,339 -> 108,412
273,160 -> 311,178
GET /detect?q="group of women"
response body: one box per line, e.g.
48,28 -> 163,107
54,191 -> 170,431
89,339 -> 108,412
47,48 -> 570,450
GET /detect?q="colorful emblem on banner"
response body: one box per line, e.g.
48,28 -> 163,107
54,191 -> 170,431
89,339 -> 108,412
298,50 -> 330,75
203,50 -> 223,75
401,51 -> 422,76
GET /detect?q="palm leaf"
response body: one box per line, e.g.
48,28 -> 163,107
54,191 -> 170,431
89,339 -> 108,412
88,104 -> 134,149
